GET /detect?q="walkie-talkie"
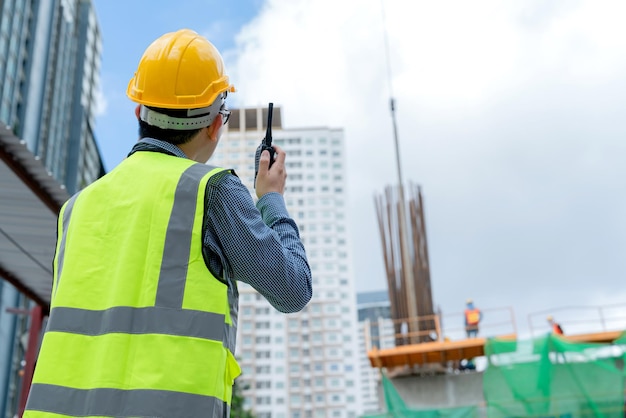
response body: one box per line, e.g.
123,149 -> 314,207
254,103 -> 276,187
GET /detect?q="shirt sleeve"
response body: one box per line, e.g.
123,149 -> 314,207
204,173 -> 312,313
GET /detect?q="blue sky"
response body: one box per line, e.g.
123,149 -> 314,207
91,0 -> 626,337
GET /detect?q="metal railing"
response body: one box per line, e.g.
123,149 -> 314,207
528,303 -> 626,337
364,306 -> 517,350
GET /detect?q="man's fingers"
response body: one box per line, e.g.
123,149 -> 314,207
259,150 -> 270,172
273,145 -> 286,166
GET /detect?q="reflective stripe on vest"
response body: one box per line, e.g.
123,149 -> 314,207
52,192 -> 79,297
26,154 -> 240,418
46,306 -> 225,340
27,384 -> 226,418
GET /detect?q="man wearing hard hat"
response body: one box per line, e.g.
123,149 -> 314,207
24,29 -> 312,417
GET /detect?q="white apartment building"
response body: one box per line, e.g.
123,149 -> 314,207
209,106 -> 363,418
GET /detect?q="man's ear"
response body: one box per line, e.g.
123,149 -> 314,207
207,113 -> 223,141
135,105 -> 141,120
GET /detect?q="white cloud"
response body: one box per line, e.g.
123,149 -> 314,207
226,0 -> 626,335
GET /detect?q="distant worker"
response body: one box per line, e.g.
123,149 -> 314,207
465,299 -> 483,338
547,315 -> 564,335
24,29 -> 312,417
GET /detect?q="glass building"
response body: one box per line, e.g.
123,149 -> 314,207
0,0 -> 104,415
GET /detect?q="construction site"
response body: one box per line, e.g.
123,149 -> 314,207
361,182 -> 626,417
2,1 -> 626,418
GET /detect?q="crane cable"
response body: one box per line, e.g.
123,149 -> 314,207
380,0 -> 404,188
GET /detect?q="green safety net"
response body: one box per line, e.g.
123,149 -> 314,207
363,333 -> 626,418
484,334 -> 625,417
362,375 -> 479,418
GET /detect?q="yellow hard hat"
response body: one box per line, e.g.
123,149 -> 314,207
466,298 -> 473,304
126,29 -> 235,109
546,315 -> 553,321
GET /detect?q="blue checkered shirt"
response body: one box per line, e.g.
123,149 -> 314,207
129,138 -> 312,313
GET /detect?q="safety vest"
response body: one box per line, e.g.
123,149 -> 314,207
465,309 -> 481,326
25,152 -> 241,418
552,323 -> 564,335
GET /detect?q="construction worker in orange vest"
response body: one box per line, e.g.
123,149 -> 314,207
547,315 -> 564,335
464,299 -> 482,338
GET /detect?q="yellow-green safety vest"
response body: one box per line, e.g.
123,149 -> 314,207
25,152 -> 241,418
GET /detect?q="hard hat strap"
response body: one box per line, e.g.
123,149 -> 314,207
139,94 -> 225,130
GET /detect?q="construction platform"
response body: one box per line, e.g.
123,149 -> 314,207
367,330 -> 624,369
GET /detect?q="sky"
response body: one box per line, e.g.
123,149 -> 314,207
93,0 -> 626,337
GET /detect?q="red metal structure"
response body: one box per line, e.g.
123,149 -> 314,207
17,306 -> 44,416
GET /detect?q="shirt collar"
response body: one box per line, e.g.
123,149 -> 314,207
133,137 -> 188,159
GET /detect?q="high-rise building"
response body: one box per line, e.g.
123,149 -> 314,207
356,290 -> 394,414
0,0 -> 104,415
1,0 -> 104,195
210,106 -> 363,418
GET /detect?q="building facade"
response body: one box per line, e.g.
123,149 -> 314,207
356,290 -> 394,414
0,1 -> 104,415
210,106 -> 363,418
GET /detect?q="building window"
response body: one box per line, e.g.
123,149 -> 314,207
256,351 -> 271,359
256,381 -> 272,389
256,365 -> 271,373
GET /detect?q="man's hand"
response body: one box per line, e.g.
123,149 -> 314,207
255,145 -> 286,198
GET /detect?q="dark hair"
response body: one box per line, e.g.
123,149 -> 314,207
138,106 -> 202,145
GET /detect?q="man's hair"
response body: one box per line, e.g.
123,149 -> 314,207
138,106 -> 203,145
